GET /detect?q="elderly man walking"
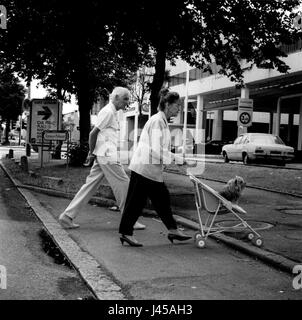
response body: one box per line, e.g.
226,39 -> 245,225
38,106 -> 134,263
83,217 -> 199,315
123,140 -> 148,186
59,87 -> 146,230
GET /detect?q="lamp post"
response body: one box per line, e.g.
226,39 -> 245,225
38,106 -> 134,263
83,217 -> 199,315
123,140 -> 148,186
207,111 -> 214,141
182,63 -> 190,158
25,82 -> 31,156
18,114 -> 22,146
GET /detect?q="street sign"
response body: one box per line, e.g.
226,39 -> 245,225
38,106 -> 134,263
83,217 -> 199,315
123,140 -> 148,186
29,99 -> 62,145
43,130 -> 68,141
38,106 -> 52,120
237,98 -> 253,127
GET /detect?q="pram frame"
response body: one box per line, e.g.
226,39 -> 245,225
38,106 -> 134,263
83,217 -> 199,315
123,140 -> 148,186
189,174 -> 262,247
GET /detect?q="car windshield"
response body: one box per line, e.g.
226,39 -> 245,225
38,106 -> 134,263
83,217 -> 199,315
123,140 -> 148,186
250,135 -> 285,145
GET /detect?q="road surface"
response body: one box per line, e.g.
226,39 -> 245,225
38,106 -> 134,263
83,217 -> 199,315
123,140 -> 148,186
0,166 -> 95,300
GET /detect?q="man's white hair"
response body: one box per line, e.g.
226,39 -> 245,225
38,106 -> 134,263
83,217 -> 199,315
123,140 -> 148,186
110,87 -> 130,101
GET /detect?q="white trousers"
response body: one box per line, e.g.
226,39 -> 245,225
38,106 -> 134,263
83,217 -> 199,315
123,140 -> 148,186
63,156 -> 129,220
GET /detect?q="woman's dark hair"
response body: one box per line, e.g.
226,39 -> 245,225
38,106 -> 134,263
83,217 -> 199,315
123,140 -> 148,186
158,88 -> 180,111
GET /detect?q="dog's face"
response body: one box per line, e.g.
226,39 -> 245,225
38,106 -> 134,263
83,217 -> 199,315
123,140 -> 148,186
219,176 -> 246,202
227,176 -> 246,193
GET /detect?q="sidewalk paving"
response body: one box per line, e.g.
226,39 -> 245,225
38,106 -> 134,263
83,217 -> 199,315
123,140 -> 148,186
5,184 -> 302,300
1,147 -> 302,299
1,147 -> 302,269
27,191 -> 302,300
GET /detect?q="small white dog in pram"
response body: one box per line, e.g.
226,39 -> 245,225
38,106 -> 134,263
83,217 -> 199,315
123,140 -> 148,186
189,173 -> 263,247
219,176 -> 246,204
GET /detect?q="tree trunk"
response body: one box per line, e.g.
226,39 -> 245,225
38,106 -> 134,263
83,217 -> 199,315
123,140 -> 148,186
4,118 -> 10,145
52,86 -> 63,159
77,83 -> 93,144
52,141 -> 62,159
150,46 -> 167,115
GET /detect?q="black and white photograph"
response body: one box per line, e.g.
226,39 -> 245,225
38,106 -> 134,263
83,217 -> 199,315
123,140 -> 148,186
0,0 -> 301,312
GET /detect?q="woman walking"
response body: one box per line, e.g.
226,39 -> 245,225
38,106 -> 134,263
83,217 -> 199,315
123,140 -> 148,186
118,88 -> 191,246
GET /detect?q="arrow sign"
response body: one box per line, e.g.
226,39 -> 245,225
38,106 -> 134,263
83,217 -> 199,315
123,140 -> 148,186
38,106 -> 52,120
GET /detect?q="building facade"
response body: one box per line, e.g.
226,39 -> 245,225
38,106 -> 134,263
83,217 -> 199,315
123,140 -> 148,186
167,39 -> 302,159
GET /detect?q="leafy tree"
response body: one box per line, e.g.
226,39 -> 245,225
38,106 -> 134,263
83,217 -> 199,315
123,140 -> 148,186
129,67 -> 153,115
114,0 -> 302,114
1,0 -> 301,134
0,67 -> 25,144
0,0 -> 149,143
129,68 -> 171,116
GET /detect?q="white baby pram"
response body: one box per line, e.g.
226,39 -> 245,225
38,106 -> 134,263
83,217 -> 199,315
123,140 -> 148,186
189,173 -> 263,248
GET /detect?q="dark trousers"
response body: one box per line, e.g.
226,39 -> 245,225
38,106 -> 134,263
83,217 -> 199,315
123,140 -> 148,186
119,171 -> 177,236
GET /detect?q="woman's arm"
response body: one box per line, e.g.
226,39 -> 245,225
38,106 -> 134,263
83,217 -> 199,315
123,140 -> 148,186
149,120 -> 185,165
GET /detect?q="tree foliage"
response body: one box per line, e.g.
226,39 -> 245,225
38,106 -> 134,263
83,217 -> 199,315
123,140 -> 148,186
113,0 -> 302,113
0,67 -> 25,143
0,0 -> 149,142
1,0 -> 301,136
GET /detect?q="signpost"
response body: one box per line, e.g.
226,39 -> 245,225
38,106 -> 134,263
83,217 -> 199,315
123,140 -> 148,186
41,130 -> 69,168
29,99 -> 62,163
237,98 -> 253,127
29,99 -> 62,145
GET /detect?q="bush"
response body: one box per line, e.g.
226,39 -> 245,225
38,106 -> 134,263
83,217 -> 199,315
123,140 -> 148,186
67,142 -> 89,167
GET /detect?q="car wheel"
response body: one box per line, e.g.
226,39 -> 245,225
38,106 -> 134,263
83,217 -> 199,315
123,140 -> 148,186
223,152 -> 229,163
243,153 -> 249,165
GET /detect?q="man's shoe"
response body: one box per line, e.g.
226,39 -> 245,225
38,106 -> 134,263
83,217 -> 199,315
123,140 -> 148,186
109,205 -> 120,212
133,221 -> 146,230
59,214 -> 80,229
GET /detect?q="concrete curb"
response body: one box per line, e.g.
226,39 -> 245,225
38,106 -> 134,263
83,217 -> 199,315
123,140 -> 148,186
12,183 -> 117,208
165,169 -> 302,199
10,183 -> 158,218
1,160 -> 298,278
0,160 -> 127,300
186,155 -> 302,171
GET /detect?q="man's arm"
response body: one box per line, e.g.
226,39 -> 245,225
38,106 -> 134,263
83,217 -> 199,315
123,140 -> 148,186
88,108 -> 112,156
83,127 -> 100,166
88,126 -> 100,155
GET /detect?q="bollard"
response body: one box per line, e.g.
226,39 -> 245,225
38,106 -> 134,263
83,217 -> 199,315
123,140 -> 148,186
8,149 -> 14,159
26,143 -> 31,157
29,171 -> 38,178
20,156 -> 28,172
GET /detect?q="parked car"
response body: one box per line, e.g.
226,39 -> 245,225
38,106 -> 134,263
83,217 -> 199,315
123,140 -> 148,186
205,139 -> 233,155
172,139 -> 232,155
221,133 -> 295,166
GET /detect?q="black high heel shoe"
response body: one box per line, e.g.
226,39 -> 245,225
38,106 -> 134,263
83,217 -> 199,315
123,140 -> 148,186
167,229 -> 192,243
120,235 -> 143,247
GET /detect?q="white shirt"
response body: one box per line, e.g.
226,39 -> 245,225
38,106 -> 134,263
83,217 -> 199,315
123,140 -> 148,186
129,111 -> 172,182
92,102 -> 119,160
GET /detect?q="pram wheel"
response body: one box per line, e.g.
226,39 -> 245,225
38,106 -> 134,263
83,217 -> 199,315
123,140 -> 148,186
252,237 -> 263,247
196,239 -> 206,248
247,232 -> 255,240
194,232 -> 203,241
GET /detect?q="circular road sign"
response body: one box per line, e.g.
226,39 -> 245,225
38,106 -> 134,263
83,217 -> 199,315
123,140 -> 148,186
239,112 -> 251,125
